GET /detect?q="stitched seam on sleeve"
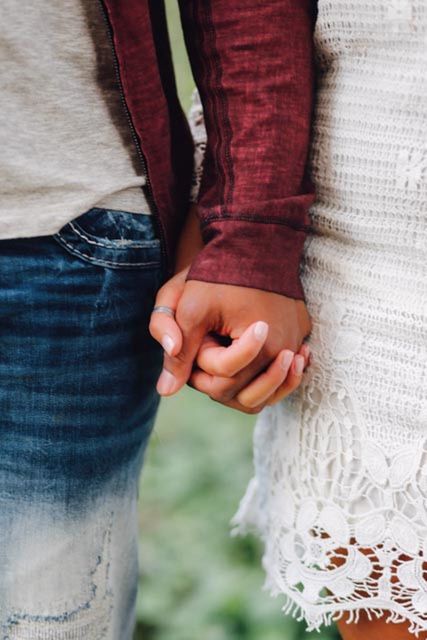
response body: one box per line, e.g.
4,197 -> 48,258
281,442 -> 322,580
200,215 -> 313,234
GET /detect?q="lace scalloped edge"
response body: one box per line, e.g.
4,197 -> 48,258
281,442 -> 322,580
236,526 -> 427,638
230,480 -> 427,638
271,589 -> 427,637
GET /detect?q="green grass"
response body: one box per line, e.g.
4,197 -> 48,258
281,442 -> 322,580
136,389 -> 339,640
134,4 -> 339,639
165,1 -> 194,112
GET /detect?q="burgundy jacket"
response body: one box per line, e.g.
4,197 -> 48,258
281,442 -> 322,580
99,0 -> 316,300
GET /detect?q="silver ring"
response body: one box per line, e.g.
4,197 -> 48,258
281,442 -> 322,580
152,305 -> 175,319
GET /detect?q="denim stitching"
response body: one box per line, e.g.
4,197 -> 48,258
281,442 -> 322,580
69,222 -> 159,250
54,233 -> 160,268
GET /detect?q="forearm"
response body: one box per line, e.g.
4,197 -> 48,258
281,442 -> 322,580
174,204 -> 204,273
179,0 -> 316,298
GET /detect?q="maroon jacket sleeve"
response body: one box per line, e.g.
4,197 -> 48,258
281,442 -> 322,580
178,0 -> 316,299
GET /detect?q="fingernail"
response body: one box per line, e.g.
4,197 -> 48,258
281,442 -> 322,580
281,350 -> 294,371
253,321 -> 268,342
294,355 -> 305,376
161,334 -> 175,356
157,369 -> 176,395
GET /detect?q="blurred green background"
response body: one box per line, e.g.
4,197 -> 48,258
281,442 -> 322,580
135,4 -> 338,640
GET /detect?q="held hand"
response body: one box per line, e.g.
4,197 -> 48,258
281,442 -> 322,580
193,334 -> 310,413
149,205 -> 312,413
150,279 -> 312,414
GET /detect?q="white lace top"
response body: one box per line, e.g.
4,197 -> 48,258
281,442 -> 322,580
188,90 -> 206,204
231,0 -> 427,635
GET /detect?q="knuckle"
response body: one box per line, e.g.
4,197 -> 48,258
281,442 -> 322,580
163,352 -> 188,377
209,394 -> 225,407
234,394 -> 264,414
176,298 -> 204,330
236,391 -> 258,410
209,390 -> 234,404
148,316 -> 160,339
170,353 -> 189,372
208,379 -> 238,403
191,379 -> 208,395
235,394 -> 250,408
157,282 -> 169,298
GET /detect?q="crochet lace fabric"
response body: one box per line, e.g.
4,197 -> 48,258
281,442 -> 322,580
188,89 -> 206,204
232,0 -> 427,635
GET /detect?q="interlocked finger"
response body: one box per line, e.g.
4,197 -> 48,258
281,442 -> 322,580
266,344 -> 310,406
236,349 -> 294,408
196,321 -> 269,378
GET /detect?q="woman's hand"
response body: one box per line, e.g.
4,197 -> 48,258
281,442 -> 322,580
192,333 -> 310,413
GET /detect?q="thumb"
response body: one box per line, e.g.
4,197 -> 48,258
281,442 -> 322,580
149,273 -> 186,357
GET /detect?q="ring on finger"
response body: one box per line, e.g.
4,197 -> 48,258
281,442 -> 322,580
152,305 -> 175,319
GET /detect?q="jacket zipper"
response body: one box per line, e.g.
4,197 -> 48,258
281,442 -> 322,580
97,0 -> 168,271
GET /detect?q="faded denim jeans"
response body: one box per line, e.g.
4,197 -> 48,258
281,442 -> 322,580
0,208 -> 163,639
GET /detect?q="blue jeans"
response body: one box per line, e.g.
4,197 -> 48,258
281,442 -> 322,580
0,208 -> 163,639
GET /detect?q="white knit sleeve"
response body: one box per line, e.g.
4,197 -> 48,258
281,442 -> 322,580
188,89 -> 207,204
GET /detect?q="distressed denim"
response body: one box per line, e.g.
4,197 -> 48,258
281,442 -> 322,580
0,208 -> 163,639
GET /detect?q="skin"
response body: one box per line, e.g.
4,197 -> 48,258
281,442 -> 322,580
334,547 -> 427,639
150,207 -> 418,639
337,614 -> 427,640
149,206 -> 311,413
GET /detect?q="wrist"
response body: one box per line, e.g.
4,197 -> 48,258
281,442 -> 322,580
187,218 -> 308,300
174,205 -> 204,273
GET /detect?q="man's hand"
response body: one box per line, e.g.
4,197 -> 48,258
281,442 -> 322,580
149,278 -> 311,414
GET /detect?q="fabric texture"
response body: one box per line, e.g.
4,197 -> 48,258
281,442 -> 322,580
0,207 -> 163,639
181,0 -> 316,299
188,89 -> 206,204
0,0 -> 149,240
101,0 -> 315,296
233,0 -> 427,635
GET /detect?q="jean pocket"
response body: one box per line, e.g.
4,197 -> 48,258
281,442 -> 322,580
53,207 -> 162,269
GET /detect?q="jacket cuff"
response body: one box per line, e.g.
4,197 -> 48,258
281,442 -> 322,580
186,218 -> 309,300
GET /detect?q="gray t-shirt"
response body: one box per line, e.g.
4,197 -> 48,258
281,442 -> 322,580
0,0 -> 150,240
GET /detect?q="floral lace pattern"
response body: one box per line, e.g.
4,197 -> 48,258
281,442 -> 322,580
233,0 -> 427,634
233,294 -> 427,634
